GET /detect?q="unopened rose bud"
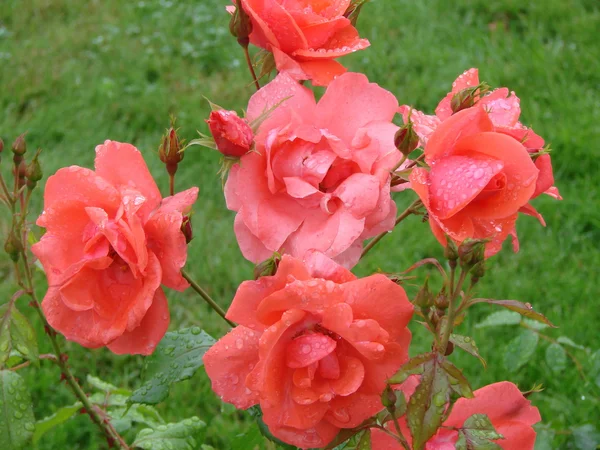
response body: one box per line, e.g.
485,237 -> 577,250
12,133 -> 26,156
14,160 -> 27,190
26,149 -> 43,189
344,0 -> 367,26
450,82 -> 490,114
458,238 -> 487,269
394,122 -> 419,156
159,123 -> 184,177
207,110 -> 253,158
470,260 -> 486,285
229,0 -> 253,47
381,385 -> 397,410
4,229 -> 23,262
181,215 -> 193,244
414,278 -> 434,308
253,253 -> 281,280
444,237 -> 459,262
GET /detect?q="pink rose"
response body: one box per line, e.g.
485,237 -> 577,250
32,141 -> 198,355
224,72 -> 402,268
203,251 -> 413,448
206,110 -> 254,158
372,381 -> 541,450
399,68 -> 561,201
237,0 -> 370,86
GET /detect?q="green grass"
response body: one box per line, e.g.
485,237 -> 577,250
1,0 -> 599,448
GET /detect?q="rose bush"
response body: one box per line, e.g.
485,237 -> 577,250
237,0 -> 370,86
372,381 -> 541,449
225,71 -> 402,268
203,251 -> 413,448
32,141 -> 198,355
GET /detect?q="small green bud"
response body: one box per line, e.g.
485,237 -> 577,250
458,238 -> 487,270
381,385 -> 397,410
4,230 -> 23,262
26,149 -> 43,186
12,133 -> 27,156
159,119 -> 184,177
394,121 -> 419,156
229,0 -> 253,47
450,82 -> 490,114
253,253 -> 281,280
414,278 -> 434,308
444,237 -> 459,262
181,215 -> 193,244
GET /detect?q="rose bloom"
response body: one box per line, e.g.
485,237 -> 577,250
32,141 -> 198,355
399,68 -> 561,201
410,106 -> 548,257
237,0 -> 370,86
371,381 -> 541,449
206,109 -> 254,158
225,72 -> 402,268
203,251 -> 413,448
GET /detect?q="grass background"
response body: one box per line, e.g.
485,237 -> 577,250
1,0 -> 599,448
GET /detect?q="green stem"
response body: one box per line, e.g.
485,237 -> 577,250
242,44 -> 261,91
181,269 -> 235,327
389,409 -> 411,450
360,199 -> 422,260
439,269 -> 467,354
19,248 -> 129,449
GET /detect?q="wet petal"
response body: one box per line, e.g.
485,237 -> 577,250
286,333 -> 337,368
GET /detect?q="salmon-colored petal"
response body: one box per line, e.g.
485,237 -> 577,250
470,214 -> 518,258
330,355 -> 364,396
481,88 -> 521,128
227,255 -> 311,330
425,106 -> 494,163
435,68 -> 480,121
154,187 -> 199,216
294,26 -> 370,59
531,154 -> 555,199
519,203 -> 546,226
493,421 -> 538,450
293,363 -> 318,388
233,213 -> 274,264
296,58 -> 348,86
445,381 -> 541,429
249,0 -> 307,52
241,0 -> 280,49
316,73 -> 398,145
203,326 -> 261,409
371,427 -> 403,449
303,249 -> 356,283
398,105 -> 441,147
428,155 -> 504,219
257,279 -> 344,325
301,16 -> 350,49
341,274 -> 413,341
286,333 -> 337,368
224,164 -> 242,211
94,141 -> 162,222
455,133 -> 538,219
107,288 -> 170,356
40,167 -> 120,222
544,186 -> 562,200
334,173 -> 380,218
247,73 -> 316,125
326,392 -> 383,429
268,421 -> 339,449
318,352 -> 340,379
495,125 -> 545,151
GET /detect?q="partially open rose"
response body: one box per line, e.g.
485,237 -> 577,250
203,252 -> 413,448
399,68 -> 561,201
32,141 -> 198,355
225,72 -> 401,268
410,107 -> 542,257
237,0 -> 370,86
371,381 -> 541,449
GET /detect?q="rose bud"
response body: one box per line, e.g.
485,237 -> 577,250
450,82 -> 490,114
394,120 -> 419,156
159,124 -> 184,177
229,0 -> 253,47
206,110 -> 253,158
12,133 -> 27,156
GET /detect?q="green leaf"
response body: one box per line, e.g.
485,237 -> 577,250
545,343 -> 567,373
230,423 -> 264,450
357,429 -> 371,449
534,426 -> 555,450
129,327 -> 215,405
388,352 -> 434,384
0,302 -> 39,367
571,424 -> 600,450
441,359 -> 474,399
471,299 -> 556,327
556,336 -> 586,351
450,334 -> 486,367
504,330 -> 539,372
455,414 -> 503,449
109,404 -> 165,434
0,370 -> 35,449
475,310 -> 521,328
33,403 -> 81,444
406,356 -> 450,450
132,417 -> 205,450
87,375 -> 131,396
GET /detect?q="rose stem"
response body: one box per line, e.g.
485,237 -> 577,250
181,269 -> 236,327
242,45 -> 261,91
360,199 -> 423,260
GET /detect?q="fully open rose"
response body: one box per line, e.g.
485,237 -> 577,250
409,106 -> 546,257
203,252 -> 413,448
371,381 -> 541,449
236,0 -> 370,86
399,68 -> 561,201
225,72 -> 401,268
32,141 -> 198,355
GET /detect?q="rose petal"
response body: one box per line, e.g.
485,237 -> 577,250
286,333 -> 337,368
435,68 -> 480,120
